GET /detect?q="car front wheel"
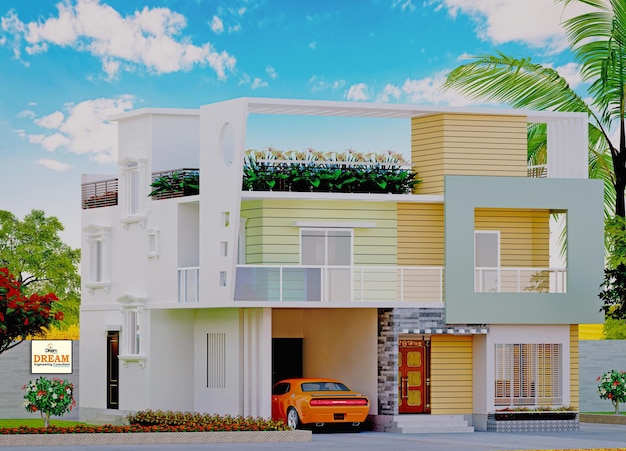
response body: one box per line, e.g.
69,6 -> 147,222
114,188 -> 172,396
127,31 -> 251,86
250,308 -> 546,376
287,407 -> 300,430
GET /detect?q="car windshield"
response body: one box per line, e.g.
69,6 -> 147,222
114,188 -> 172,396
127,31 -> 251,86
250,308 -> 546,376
301,382 -> 350,392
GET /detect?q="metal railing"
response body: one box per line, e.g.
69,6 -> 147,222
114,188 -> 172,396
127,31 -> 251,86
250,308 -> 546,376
81,178 -> 118,209
527,165 -> 548,178
475,267 -> 566,293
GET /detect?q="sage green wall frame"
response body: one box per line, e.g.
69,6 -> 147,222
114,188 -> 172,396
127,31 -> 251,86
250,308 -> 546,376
444,175 -> 604,324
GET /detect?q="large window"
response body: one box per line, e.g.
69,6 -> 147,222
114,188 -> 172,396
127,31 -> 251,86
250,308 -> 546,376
300,229 -> 352,302
300,229 -> 352,266
494,343 -> 562,407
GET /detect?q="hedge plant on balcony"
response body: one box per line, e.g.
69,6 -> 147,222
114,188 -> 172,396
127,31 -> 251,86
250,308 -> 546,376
242,148 -> 420,194
149,170 -> 199,199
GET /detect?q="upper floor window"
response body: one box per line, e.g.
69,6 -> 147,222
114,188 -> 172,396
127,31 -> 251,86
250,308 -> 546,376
83,225 -> 111,293
475,230 -> 500,293
119,159 -> 147,228
300,229 -> 352,266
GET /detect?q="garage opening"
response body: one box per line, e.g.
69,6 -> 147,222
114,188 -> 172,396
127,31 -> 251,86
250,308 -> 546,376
272,338 -> 303,385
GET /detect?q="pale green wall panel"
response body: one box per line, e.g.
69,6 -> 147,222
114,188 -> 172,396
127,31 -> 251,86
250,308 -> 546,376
444,175 -> 604,324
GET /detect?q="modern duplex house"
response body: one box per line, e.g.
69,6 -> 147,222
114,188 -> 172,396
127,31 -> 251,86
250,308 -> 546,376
79,98 -> 604,432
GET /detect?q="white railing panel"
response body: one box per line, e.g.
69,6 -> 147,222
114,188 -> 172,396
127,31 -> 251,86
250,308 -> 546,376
178,266 -> 199,303
475,267 -> 567,293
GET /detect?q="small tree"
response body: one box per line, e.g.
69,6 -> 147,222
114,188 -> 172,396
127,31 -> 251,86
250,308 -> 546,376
0,267 -> 64,355
597,370 -> 626,414
0,210 -> 80,328
23,377 -> 75,427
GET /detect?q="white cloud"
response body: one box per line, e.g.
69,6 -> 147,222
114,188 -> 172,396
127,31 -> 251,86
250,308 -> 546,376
392,0 -> 416,12
211,16 -> 224,34
35,111 -> 65,129
554,62 -> 583,89
1,0 -> 236,79
309,41 -> 316,50
435,0 -> 592,53
28,132 -> 70,152
400,70 -> 487,106
309,75 -> 345,93
376,84 -> 402,103
266,65 -> 278,79
36,158 -> 72,172
17,109 -> 36,119
27,95 -> 135,163
346,83 -> 370,101
251,77 -> 268,89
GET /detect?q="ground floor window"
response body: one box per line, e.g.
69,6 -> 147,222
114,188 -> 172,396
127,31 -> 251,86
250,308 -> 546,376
494,343 -> 562,407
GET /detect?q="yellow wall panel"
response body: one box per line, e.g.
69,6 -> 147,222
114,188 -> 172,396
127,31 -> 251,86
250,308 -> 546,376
475,208 -> 550,268
430,335 -> 473,414
570,325 -> 579,409
411,114 -> 528,195
397,203 -> 444,266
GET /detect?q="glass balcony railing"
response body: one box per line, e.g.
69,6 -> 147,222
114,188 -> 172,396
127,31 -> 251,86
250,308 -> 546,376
176,265 -> 566,303
233,265 -> 444,303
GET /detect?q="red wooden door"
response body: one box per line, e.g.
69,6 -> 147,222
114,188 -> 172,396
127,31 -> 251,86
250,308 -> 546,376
398,339 -> 430,414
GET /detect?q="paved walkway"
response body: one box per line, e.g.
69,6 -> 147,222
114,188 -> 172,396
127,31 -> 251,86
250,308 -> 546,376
2,423 -> 625,451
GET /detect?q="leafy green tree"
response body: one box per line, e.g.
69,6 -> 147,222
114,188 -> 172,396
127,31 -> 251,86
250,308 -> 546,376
603,317 -> 626,339
443,0 -> 626,218
0,210 -> 80,327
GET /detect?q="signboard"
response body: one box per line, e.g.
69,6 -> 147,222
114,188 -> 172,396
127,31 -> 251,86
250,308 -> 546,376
31,340 -> 73,374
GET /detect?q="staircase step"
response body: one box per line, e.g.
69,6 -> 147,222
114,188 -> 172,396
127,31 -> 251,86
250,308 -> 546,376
389,415 -> 474,434
396,426 -> 474,433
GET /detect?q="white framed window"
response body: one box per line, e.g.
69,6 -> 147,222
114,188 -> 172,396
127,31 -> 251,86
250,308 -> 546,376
300,228 -> 353,302
147,228 -> 159,259
300,228 -> 353,266
117,294 -> 146,367
494,343 -> 562,407
83,225 -> 111,293
475,230 -> 500,292
119,158 -> 147,228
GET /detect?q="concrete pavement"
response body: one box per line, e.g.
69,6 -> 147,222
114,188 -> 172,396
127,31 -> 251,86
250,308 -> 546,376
1,422 -> 625,451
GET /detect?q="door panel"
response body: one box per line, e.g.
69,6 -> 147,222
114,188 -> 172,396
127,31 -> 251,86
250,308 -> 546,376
399,339 -> 430,414
107,331 -> 119,410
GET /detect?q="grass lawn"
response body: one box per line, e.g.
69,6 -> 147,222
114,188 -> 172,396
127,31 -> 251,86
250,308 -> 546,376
0,419 -> 86,428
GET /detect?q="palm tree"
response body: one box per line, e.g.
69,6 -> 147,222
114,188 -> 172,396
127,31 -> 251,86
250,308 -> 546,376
443,0 -> 626,218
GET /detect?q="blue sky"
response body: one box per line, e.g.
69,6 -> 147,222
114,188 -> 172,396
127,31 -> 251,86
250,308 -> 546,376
0,0 -> 589,247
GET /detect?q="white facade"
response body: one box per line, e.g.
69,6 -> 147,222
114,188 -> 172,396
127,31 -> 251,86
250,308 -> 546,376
79,98 -> 602,430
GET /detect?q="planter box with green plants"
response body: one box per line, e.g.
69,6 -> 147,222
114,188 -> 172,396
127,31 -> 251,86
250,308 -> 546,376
148,149 -> 420,200
242,148 -> 420,194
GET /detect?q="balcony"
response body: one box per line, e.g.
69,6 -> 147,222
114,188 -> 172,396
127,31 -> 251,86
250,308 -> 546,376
232,265 -> 443,303
176,265 -> 568,303
81,178 -> 118,209
475,267 -> 567,293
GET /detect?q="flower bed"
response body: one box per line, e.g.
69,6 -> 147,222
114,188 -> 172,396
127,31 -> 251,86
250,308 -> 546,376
0,411 -> 311,446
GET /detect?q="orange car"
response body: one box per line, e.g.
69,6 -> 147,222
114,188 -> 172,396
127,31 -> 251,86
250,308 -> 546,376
271,377 -> 369,430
